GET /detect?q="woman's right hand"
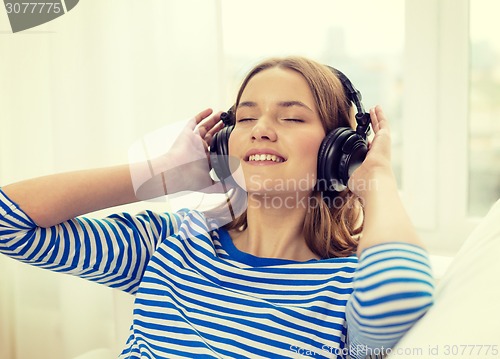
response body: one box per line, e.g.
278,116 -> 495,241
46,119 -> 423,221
132,108 -> 227,200
167,108 -> 227,193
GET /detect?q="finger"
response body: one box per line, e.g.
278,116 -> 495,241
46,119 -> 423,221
197,110 -> 224,132
196,125 -> 208,138
196,111 -> 224,140
205,121 -> 225,144
187,108 -> 214,131
370,107 -> 380,133
194,108 -> 214,125
370,107 -> 391,154
206,120 -> 225,135
374,105 -> 390,132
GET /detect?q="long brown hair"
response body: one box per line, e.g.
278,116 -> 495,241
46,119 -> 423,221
224,56 -> 363,258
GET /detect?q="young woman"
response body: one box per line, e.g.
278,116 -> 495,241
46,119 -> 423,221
0,56 -> 434,358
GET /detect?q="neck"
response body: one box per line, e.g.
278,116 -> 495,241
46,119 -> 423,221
230,192 -> 320,261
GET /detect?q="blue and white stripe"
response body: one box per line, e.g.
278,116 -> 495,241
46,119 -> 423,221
0,189 -> 434,359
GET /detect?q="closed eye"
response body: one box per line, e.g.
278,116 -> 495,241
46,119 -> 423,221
237,118 -> 256,123
284,118 -> 304,123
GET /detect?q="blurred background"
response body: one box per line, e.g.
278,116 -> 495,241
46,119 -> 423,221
0,0 -> 499,358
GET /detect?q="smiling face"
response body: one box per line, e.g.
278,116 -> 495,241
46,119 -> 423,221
228,67 -> 326,196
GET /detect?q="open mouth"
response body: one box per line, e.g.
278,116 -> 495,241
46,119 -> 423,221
247,154 -> 285,163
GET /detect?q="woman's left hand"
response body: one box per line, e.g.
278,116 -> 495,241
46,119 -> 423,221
347,105 -> 397,199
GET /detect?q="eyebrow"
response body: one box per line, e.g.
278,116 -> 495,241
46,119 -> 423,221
237,100 -> 313,112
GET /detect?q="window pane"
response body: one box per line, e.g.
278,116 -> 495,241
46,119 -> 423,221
220,0 -> 405,184
468,0 -> 500,216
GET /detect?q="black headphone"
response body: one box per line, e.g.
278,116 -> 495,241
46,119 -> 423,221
209,66 -> 371,194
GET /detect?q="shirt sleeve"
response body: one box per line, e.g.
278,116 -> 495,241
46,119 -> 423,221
345,242 -> 434,358
0,188 -> 183,294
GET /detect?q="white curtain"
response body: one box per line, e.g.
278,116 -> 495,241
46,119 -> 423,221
0,1 -> 224,358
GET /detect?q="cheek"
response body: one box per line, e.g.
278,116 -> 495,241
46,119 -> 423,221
287,134 -> 325,191
298,134 -> 325,169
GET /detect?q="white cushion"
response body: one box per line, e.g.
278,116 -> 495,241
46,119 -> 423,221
389,199 -> 500,358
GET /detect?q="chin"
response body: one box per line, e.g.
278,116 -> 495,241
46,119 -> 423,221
254,179 -> 316,196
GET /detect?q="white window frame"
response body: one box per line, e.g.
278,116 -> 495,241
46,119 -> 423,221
403,0 -> 480,254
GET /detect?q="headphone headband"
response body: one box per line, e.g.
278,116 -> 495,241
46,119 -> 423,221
328,67 -> 371,138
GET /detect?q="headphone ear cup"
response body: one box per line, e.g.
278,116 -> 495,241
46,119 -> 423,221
317,127 -> 368,191
209,125 -> 234,181
317,127 -> 352,191
337,132 -> 368,185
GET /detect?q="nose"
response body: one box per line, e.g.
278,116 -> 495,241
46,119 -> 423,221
250,117 -> 277,142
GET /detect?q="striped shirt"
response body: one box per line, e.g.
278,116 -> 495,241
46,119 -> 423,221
0,189 -> 434,359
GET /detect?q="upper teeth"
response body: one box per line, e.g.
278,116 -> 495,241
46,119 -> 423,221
249,154 -> 284,162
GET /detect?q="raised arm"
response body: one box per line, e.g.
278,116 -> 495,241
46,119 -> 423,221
348,105 -> 423,255
2,108 -> 224,228
2,165 -> 136,228
345,106 -> 434,356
